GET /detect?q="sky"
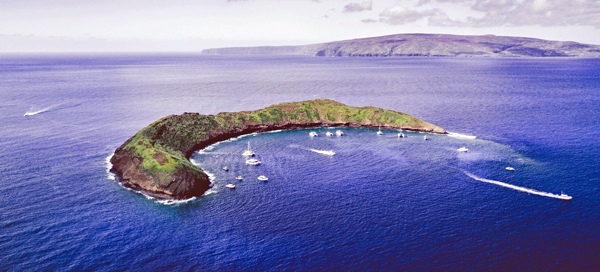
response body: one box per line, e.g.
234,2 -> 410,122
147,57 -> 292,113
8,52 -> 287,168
1,0 -> 599,52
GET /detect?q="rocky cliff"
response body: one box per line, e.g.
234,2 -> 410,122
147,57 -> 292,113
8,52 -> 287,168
110,99 -> 446,200
201,33 -> 600,57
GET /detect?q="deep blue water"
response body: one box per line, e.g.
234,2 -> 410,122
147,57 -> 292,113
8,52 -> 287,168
1,54 -> 599,270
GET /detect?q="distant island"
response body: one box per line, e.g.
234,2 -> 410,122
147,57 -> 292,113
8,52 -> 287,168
201,33 -> 600,57
110,99 -> 446,200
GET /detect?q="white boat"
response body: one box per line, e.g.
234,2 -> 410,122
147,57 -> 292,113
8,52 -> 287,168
336,130 -> 344,136
398,132 -> 405,138
377,126 -> 383,135
225,183 -> 236,189
257,175 -> 268,181
457,147 -> 468,152
235,176 -> 243,180
242,141 -> 255,156
326,131 -> 333,137
245,158 -> 261,165
559,191 -> 572,200
505,167 -> 515,171
223,166 -> 229,171
423,135 -> 428,140
309,131 -> 318,137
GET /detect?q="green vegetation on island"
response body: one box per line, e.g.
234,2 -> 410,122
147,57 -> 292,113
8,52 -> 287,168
110,99 -> 446,200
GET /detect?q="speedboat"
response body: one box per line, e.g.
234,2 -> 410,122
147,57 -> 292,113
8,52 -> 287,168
322,150 -> 335,156
336,130 -> 344,136
326,131 -> 333,136
235,176 -> 243,180
223,166 -> 229,171
246,158 -> 261,165
559,191 -> 572,200
242,141 -> 255,156
377,126 -> 383,135
225,183 -> 236,189
309,131 -> 318,137
457,147 -> 468,152
257,175 -> 268,181
505,167 -> 515,171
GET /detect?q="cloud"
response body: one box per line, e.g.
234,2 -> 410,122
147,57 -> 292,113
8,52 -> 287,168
378,0 -> 600,28
379,5 -> 440,25
343,1 -> 373,13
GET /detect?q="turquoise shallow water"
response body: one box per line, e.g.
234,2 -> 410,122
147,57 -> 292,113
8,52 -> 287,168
1,55 -> 599,270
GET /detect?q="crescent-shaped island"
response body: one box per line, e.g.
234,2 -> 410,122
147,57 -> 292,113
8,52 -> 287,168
110,99 -> 447,200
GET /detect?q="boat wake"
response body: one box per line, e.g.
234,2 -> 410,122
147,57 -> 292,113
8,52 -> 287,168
448,132 -> 477,140
463,171 -> 572,200
24,106 -> 54,116
308,149 -> 335,156
24,102 -> 81,117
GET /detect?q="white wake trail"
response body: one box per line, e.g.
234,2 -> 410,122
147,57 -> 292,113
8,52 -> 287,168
447,132 -> 477,139
24,105 -> 54,116
463,171 -> 572,200
308,149 -> 335,156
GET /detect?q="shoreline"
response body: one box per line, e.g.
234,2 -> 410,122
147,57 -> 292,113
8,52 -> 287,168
110,99 -> 447,200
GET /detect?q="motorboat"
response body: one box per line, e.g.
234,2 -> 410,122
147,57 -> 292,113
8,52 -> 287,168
257,175 -> 268,181
457,147 -> 468,152
505,167 -> 515,171
245,158 -> 261,165
225,183 -> 236,189
326,131 -> 334,136
235,176 -> 243,180
559,191 -> 572,200
223,166 -> 229,171
377,126 -> 383,135
242,141 -> 255,156
309,131 -> 318,137
336,130 -> 344,136
323,150 -> 335,156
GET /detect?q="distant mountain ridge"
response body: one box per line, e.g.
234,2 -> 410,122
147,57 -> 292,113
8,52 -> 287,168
201,33 -> 600,57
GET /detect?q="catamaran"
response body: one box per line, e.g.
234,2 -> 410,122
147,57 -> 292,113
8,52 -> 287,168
246,158 -> 261,165
242,141 -> 255,156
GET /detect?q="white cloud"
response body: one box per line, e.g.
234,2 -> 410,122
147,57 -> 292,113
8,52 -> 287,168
379,5 -> 440,25
375,0 -> 600,28
343,1 -> 373,13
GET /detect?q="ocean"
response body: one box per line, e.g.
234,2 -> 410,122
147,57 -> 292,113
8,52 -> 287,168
1,54 -> 599,270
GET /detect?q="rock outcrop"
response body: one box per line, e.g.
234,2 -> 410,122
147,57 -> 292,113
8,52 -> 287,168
201,33 -> 600,58
110,99 -> 446,200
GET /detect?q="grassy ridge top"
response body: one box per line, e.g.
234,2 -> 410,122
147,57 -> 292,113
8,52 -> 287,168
111,99 -> 445,199
139,99 -> 443,156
